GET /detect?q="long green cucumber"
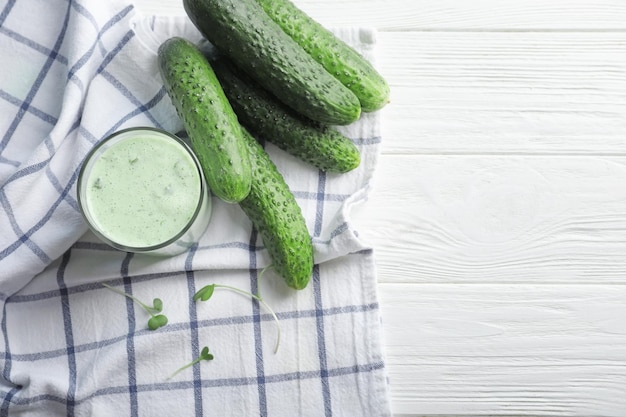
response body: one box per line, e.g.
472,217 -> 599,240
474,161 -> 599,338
157,37 -> 251,203
206,53 -> 361,173
254,0 -> 390,112
182,0 -> 361,126
239,127 -> 313,290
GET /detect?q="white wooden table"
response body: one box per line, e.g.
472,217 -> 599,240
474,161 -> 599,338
134,1 -> 626,415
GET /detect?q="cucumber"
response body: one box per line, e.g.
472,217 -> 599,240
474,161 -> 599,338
206,53 -> 361,173
157,37 -> 251,203
254,0 -> 390,112
239,127 -> 313,290
182,0 -> 361,126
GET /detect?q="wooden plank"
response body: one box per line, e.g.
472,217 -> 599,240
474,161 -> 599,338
378,283 -> 626,416
292,0 -> 626,31
131,0 -> 626,31
353,155 -> 626,285
127,10 -> 626,156
376,31 -> 626,155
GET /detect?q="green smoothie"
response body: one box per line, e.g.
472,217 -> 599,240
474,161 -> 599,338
79,128 -> 210,253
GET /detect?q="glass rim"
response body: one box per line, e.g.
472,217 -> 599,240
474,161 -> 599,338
77,127 -> 208,253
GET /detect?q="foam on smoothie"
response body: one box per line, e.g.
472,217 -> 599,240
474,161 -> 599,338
84,134 -> 201,248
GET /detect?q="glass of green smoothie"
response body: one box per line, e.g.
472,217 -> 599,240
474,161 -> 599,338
78,127 -> 212,256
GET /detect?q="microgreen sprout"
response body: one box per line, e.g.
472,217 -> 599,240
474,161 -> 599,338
101,283 -> 168,330
194,269 -> 281,353
168,346 -> 214,380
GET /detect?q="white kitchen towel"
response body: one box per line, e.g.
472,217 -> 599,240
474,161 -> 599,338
0,0 -> 391,416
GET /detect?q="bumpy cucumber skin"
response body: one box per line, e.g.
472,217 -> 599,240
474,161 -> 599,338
182,0 -> 361,126
207,54 -> 361,173
238,128 -> 313,290
158,37 -> 251,203
255,0 -> 390,112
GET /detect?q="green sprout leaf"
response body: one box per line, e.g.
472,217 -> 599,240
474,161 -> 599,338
147,314 -> 168,331
102,282 -> 168,331
199,346 -> 214,361
193,284 -> 215,302
152,298 -> 163,313
168,346 -> 214,380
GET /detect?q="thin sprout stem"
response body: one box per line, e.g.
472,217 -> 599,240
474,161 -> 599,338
101,283 -> 156,317
258,297 -> 281,354
255,264 -> 273,299
214,284 -> 281,353
167,358 -> 199,380
214,284 -> 261,302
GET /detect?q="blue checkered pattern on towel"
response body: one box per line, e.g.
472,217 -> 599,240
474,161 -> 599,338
0,0 -> 391,415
